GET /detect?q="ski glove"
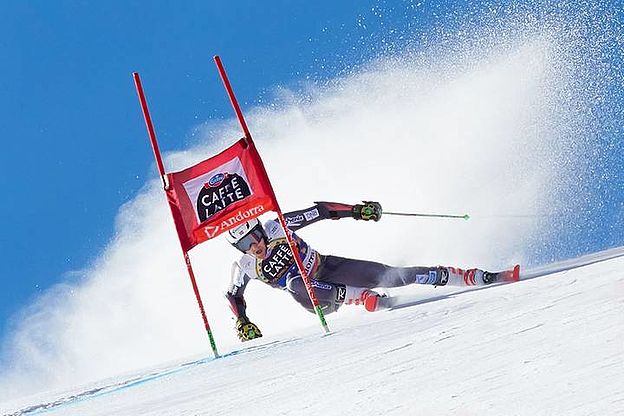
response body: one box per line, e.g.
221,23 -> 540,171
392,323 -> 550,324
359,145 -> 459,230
236,317 -> 263,342
352,201 -> 382,222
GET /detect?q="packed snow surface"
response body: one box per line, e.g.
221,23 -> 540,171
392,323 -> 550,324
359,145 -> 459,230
4,249 -> 623,415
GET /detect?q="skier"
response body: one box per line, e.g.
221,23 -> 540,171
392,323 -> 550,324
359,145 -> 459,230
226,201 -> 516,341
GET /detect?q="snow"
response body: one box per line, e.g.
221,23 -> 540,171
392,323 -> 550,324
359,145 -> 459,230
4,249 -> 623,416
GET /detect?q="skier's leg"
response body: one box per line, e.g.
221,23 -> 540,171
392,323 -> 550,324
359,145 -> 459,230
286,276 -> 348,314
316,255 -> 499,288
316,255 -> 442,288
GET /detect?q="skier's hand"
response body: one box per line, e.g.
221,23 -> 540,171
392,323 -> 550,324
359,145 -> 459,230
236,317 -> 263,342
352,201 -> 382,222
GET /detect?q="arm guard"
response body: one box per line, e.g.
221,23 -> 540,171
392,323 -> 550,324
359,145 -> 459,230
282,201 -> 382,230
226,293 -> 247,319
227,263 -> 262,341
225,262 -> 251,319
282,201 -> 357,231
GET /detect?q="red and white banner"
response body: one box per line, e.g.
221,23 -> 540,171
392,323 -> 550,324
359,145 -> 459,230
166,138 -> 277,251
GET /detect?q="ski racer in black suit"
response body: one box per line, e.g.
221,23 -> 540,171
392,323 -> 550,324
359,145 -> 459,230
226,201 -> 507,341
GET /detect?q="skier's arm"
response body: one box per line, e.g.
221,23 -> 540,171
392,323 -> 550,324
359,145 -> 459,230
225,262 -> 263,341
225,262 -> 251,320
282,201 -> 383,231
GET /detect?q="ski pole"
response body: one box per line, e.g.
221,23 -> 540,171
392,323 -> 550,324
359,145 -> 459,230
384,211 -> 470,220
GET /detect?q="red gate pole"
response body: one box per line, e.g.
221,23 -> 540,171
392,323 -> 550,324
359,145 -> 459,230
133,72 -> 220,358
213,56 -> 330,334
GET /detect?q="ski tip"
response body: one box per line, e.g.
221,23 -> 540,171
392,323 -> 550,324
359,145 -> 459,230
512,264 -> 521,282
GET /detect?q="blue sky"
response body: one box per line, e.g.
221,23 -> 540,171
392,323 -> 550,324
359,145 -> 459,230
1,1 -> 622,342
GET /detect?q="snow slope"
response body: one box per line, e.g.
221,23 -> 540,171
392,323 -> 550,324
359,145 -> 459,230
4,249 -> 623,416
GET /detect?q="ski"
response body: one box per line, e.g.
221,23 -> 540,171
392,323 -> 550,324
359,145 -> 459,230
365,264 -> 521,312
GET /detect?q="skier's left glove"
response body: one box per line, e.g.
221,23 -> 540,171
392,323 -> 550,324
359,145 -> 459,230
352,201 -> 382,222
235,317 -> 263,342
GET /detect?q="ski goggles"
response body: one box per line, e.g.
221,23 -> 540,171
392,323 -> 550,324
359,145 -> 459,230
233,226 -> 266,252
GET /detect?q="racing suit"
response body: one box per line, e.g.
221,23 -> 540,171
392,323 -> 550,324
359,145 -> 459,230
225,201 -> 447,317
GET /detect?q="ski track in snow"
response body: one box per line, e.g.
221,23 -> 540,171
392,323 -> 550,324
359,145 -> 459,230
2,247 -> 623,416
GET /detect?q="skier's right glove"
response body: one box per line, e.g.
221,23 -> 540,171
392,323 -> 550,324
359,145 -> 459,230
352,201 -> 383,222
235,317 -> 263,342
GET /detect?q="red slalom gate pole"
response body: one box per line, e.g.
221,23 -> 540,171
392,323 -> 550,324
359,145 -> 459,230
133,73 -> 168,187
133,72 -> 220,358
213,56 -> 330,334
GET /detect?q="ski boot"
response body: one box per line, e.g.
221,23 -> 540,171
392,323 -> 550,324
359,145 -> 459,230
344,286 -> 384,312
461,265 -> 520,285
484,264 -> 521,284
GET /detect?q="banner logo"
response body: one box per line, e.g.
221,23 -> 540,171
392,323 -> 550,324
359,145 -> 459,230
207,173 -> 226,187
203,225 -> 221,239
311,281 -> 332,290
196,172 -> 251,222
285,214 -> 304,227
200,204 -> 266,239
304,208 -> 320,221
336,285 -> 346,302
257,239 -> 294,283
